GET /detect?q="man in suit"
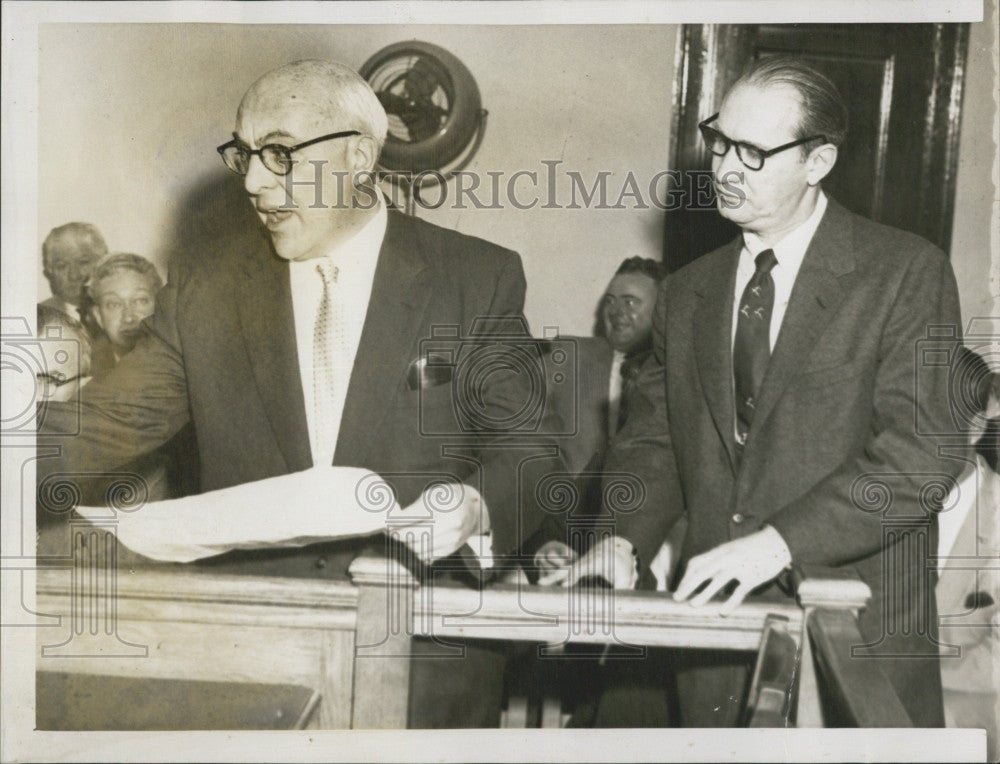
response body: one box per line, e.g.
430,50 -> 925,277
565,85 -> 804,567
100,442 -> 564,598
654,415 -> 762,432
38,59 -> 563,727
39,222 -> 108,335
563,56 -> 964,727
530,257 -> 672,727
535,256 -> 666,571
539,256 -> 666,482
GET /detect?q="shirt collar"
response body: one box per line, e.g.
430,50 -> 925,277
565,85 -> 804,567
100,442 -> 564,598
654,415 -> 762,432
743,191 -> 827,269
326,193 -> 387,265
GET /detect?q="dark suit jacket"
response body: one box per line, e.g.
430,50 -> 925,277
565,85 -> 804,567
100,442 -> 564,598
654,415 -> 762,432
40,210 -> 563,578
548,336 -> 615,476
607,198 -> 964,725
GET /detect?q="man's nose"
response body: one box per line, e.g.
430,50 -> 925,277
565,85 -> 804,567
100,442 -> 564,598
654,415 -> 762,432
243,154 -> 275,196
121,304 -> 139,324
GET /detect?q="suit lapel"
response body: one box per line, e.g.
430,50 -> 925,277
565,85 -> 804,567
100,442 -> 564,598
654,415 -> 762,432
334,210 -> 434,466
237,235 -> 313,473
748,199 -> 855,441
693,240 -> 741,473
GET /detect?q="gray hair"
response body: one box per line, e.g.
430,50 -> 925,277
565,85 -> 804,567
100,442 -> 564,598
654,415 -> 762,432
86,253 -> 163,298
239,59 -> 389,152
42,222 -> 108,269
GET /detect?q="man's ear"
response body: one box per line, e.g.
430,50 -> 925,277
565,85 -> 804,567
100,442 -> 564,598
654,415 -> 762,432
806,143 -> 838,186
91,305 -> 104,331
349,135 -> 379,175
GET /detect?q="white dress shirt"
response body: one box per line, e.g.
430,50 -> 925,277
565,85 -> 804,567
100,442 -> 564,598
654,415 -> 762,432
731,191 -> 828,352
606,349 -> 626,435
289,198 -> 387,467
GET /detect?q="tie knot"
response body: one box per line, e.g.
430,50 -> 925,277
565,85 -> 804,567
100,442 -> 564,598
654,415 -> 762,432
316,258 -> 338,285
754,249 -> 777,274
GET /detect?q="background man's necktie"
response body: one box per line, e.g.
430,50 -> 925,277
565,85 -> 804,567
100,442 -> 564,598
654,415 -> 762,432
733,248 -> 777,447
616,349 -> 651,433
313,259 -> 342,466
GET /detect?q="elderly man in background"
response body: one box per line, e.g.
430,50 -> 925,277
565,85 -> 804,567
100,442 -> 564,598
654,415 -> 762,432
39,222 -> 108,334
563,56 -> 963,728
86,253 -> 164,379
38,58 -> 563,728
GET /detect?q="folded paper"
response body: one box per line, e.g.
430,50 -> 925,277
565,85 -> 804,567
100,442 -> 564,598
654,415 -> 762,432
74,466 -> 432,563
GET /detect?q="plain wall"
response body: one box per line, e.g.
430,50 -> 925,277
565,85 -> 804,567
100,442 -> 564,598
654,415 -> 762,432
38,24 -> 676,337
949,0 -> 1000,327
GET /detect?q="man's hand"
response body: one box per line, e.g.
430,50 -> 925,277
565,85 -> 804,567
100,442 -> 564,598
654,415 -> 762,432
396,483 -> 488,563
673,526 -> 792,615
534,540 -> 577,586
563,534 -> 639,590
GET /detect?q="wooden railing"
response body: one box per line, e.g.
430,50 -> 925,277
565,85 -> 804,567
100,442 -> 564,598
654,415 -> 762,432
34,551 -> 912,729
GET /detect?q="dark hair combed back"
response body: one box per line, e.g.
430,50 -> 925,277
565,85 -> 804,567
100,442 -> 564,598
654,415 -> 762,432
736,56 -> 848,148
615,256 -> 667,283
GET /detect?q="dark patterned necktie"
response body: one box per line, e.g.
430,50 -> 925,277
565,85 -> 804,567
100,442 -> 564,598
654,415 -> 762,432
616,349 -> 650,433
733,249 -> 778,447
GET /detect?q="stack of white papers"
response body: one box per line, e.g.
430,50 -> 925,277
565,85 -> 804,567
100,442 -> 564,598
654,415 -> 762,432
74,466 -> 424,563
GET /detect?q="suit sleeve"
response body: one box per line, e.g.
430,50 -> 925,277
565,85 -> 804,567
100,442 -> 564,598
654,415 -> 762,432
37,263 -> 192,480
473,252 -> 568,557
601,280 -> 686,570
768,246 -> 965,565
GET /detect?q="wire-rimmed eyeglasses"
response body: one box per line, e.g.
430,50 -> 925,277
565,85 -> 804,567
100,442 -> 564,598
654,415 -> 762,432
217,130 -> 362,176
698,114 -> 826,171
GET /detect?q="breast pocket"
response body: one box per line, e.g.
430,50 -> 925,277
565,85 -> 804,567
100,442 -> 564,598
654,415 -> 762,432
394,382 -> 461,436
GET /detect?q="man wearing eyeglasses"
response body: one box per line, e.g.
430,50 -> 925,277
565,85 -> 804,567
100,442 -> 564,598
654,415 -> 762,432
38,59 -> 564,727
563,56 -> 963,727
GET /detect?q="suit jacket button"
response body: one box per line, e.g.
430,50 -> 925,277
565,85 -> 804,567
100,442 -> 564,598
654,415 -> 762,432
731,513 -> 745,525
315,556 -> 327,569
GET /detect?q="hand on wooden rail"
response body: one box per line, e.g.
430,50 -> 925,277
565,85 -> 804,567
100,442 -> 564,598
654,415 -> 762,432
535,535 -> 639,589
673,526 -> 792,615
534,540 -> 577,585
396,482 -> 490,563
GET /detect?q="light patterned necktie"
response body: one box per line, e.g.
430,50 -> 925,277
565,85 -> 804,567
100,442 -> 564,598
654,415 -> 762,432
312,258 -> 342,466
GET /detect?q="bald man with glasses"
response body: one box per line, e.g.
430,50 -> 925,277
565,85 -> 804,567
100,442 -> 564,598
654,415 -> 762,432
39,59 -> 564,728
562,56 -> 963,728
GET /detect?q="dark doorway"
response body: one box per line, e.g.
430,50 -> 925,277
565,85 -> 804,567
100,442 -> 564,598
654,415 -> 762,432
664,23 -> 969,272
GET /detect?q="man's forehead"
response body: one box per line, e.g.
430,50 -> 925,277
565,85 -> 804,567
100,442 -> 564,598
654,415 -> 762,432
49,241 -> 96,260
718,82 -> 802,143
94,271 -> 154,294
236,83 -> 329,141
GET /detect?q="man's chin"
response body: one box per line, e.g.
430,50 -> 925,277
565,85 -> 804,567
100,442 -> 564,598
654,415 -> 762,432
114,335 -> 141,355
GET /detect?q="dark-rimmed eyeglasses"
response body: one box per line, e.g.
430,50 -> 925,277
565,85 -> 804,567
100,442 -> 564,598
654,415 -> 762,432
698,114 -> 826,171
217,130 -> 362,176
